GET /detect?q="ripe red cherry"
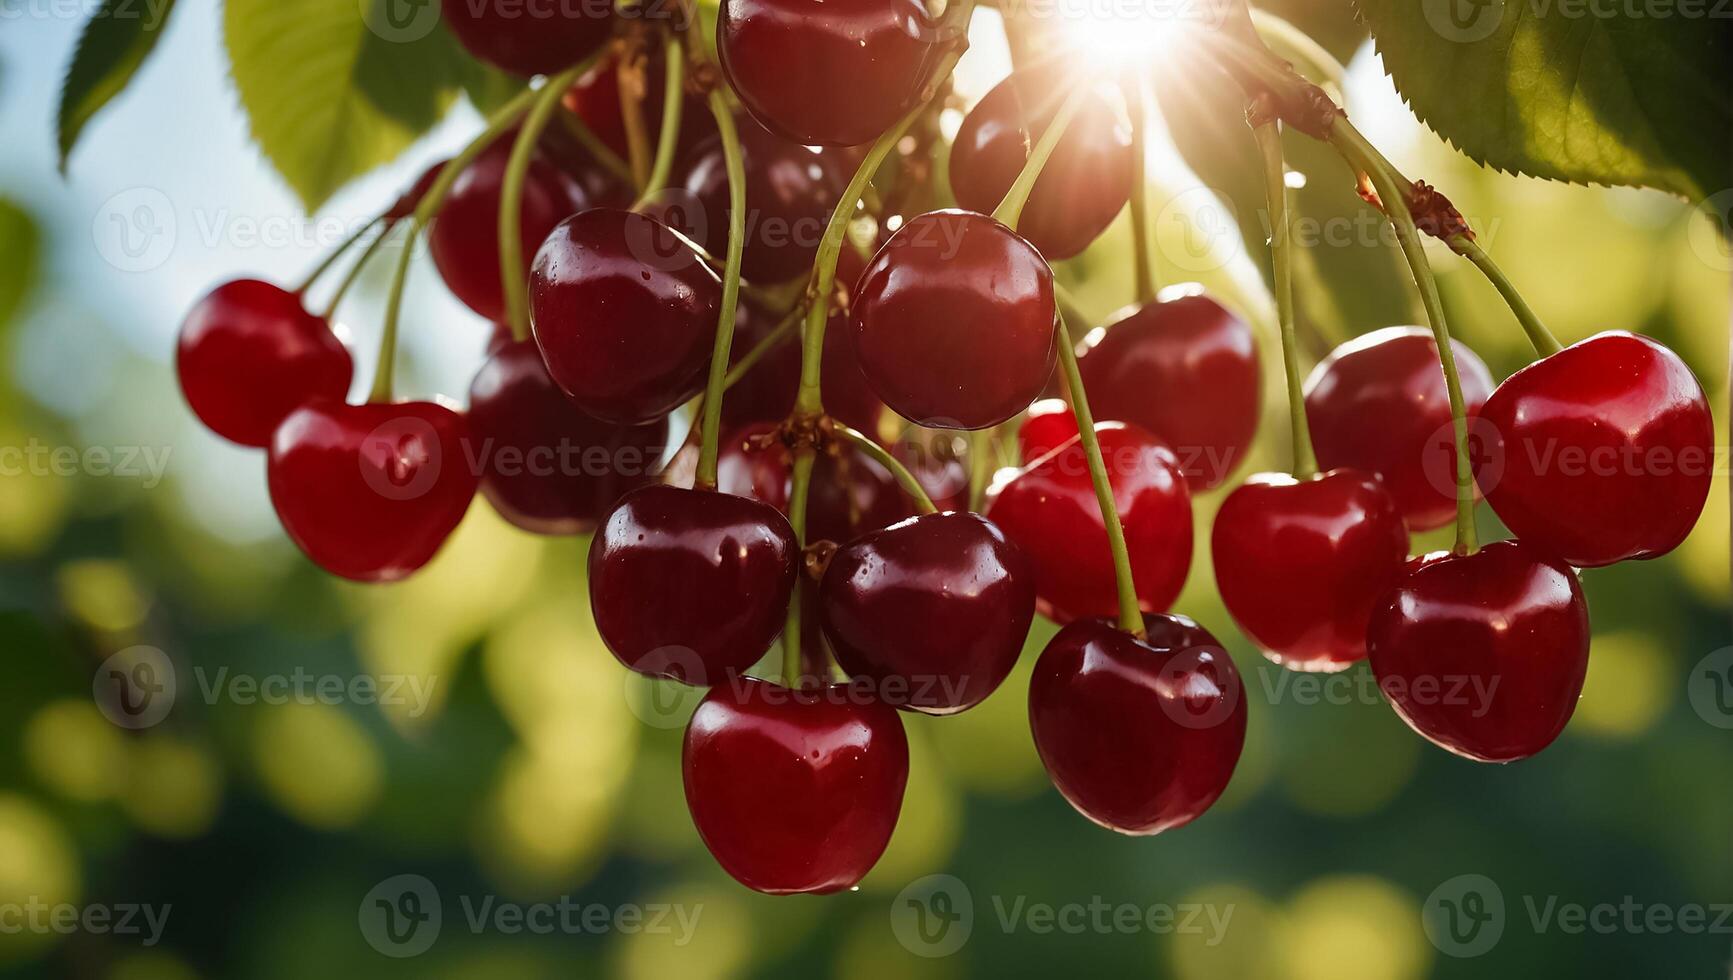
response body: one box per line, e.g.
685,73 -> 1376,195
1018,398 -> 1076,461
1029,614 -> 1246,834
683,677 -> 908,893
467,339 -> 670,535
440,0 -> 613,76
428,138 -> 591,324
718,0 -> 940,147
1304,326 -> 1495,531
949,70 -> 1134,260
986,422 -> 1193,623
720,305 -> 883,435
563,51 -> 716,161
1368,540 -> 1590,762
267,400 -> 478,582
714,422 -> 912,543
589,484 -> 798,682
531,208 -> 720,424
1077,292 -> 1260,491
177,280 -> 353,447
1211,469 -> 1409,672
851,210 -> 1057,429
819,512 -> 1036,714
1474,331 -> 1713,567
668,125 -> 847,283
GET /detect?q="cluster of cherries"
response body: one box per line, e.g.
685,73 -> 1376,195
175,0 -> 1715,895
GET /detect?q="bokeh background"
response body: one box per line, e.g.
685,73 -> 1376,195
0,1 -> 1727,977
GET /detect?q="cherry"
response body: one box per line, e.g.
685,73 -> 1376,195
178,280 -> 353,448
427,137 -> 591,324
589,484 -> 798,682
985,421 -> 1193,623
851,210 -> 1057,430
440,0 -> 613,77
714,422 -> 912,543
720,305 -> 883,436
819,512 -> 1036,714
668,124 -> 847,283
717,0 -> 940,147
1017,398 -> 1077,462
564,51 -> 716,162
531,207 -> 721,425
1368,540 -> 1590,762
467,339 -> 670,535
949,69 -> 1134,260
1474,331 -> 1714,567
683,676 -> 908,894
1029,613 -> 1245,834
1303,326 -> 1495,531
267,400 -> 478,582
1076,292 -> 1261,491
1211,469 -> 1408,672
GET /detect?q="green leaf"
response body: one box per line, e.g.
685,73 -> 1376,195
225,0 -> 476,212
1355,0 -> 1731,199
0,200 -> 40,332
57,0 -> 179,172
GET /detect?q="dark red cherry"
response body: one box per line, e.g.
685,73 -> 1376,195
178,280 -> 353,448
718,0 -> 940,147
531,208 -> 721,424
1077,292 -> 1260,490
950,69 -> 1133,260
715,422 -> 912,543
589,484 -> 798,682
720,305 -> 883,435
428,138 -> 591,324
1211,469 -> 1408,673
440,0 -> 613,76
666,125 -> 847,283
467,339 -> 670,535
267,400 -> 478,582
1029,614 -> 1245,834
1474,331 -> 1713,567
986,421 -> 1192,623
1368,540 -> 1590,762
563,50 -> 717,162
820,512 -> 1035,714
1304,326 -> 1495,531
852,210 -> 1057,430
683,676 -> 908,893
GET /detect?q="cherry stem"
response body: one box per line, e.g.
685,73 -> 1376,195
720,304 -> 804,390
1331,118 -> 1477,554
780,449 -> 817,686
990,80 -> 1093,230
499,62 -> 590,343
1252,117 -> 1318,479
967,429 -> 993,511
294,216 -> 379,296
1122,69 -> 1158,306
829,421 -> 938,514
320,219 -> 400,320
630,35 -> 686,212
1249,10 -> 1346,93
556,108 -> 634,185
694,91 -> 748,492
618,49 -> 653,190
1451,234 -> 1564,356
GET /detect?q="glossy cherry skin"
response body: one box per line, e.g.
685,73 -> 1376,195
440,0 -> 613,76
1018,398 -> 1077,462
715,423 -> 912,544
820,512 -> 1036,714
721,306 -> 883,435
1304,326 -> 1495,531
950,70 -> 1133,261
267,400 -> 479,582
1474,331 -> 1714,567
564,51 -> 716,162
852,210 -> 1057,430
683,676 -> 908,893
178,280 -> 353,447
718,0 -> 940,147
467,339 -> 670,535
1029,614 -> 1245,835
668,125 -> 847,284
986,422 -> 1193,623
531,208 -> 721,424
589,484 -> 798,682
1077,292 -> 1260,491
428,138 -> 591,324
1368,540 -> 1590,762
1211,469 -> 1409,672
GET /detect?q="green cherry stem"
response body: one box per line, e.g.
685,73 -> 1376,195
1451,234 -> 1564,356
294,216 -> 380,296
1122,69 -> 1158,305
630,34 -> 686,212
618,51 -> 653,190
720,304 -> 804,390
829,420 -> 938,514
991,80 -> 1093,230
499,62 -> 590,343
1251,114 -> 1317,478
320,219 -> 401,320
780,449 -> 816,685
694,91 -> 748,492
